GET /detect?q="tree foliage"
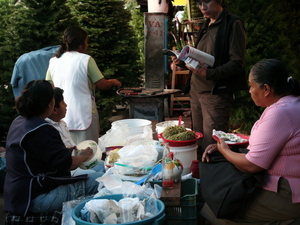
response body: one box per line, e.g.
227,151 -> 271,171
125,0 -> 145,66
0,0 -> 78,145
0,0 -> 299,144
226,0 -> 300,134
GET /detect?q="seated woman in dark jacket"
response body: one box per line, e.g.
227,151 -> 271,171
4,80 -> 103,217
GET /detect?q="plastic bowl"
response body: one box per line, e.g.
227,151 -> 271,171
158,132 -> 203,147
75,140 -> 102,170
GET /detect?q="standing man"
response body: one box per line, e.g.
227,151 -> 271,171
172,0 -> 247,158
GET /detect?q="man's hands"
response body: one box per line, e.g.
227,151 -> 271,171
185,60 -> 207,77
171,56 -> 181,65
171,55 -> 207,77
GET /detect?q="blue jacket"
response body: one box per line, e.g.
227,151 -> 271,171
11,46 -> 60,98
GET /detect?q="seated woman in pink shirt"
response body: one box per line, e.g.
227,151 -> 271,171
202,59 -> 300,224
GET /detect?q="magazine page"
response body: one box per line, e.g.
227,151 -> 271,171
162,49 -> 180,58
184,57 -> 201,70
178,46 -> 215,67
177,46 -> 189,61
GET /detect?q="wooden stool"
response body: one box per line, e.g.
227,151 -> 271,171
160,181 -> 181,206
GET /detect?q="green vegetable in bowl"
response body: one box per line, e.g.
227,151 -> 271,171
168,130 -> 197,141
163,126 -> 196,141
162,125 -> 186,139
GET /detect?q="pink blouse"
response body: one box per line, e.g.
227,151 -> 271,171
246,95 -> 300,203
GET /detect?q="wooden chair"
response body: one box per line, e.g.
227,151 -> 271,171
170,63 -> 190,117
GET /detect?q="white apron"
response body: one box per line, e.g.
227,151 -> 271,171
49,51 -> 92,130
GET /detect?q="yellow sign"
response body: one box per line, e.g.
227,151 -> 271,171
173,0 -> 187,6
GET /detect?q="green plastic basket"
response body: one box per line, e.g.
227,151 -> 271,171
150,178 -> 198,225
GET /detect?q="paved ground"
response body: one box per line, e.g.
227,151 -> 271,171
0,108 -> 192,224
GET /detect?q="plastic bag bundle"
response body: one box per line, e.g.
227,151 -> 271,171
80,196 -> 157,224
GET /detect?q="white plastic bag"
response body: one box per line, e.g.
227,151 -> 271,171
125,125 -> 153,145
83,199 -> 120,223
95,175 -> 154,198
114,145 -> 158,176
118,145 -> 157,164
80,196 -> 158,224
98,121 -> 131,152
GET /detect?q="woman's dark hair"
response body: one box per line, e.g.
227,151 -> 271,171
216,0 -> 226,8
55,26 -> 88,58
199,0 -> 226,8
53,87 -> 64,108
250,59 -> 300,96
16,80 -> 54,118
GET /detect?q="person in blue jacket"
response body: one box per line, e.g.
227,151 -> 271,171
10,45 -> 60,99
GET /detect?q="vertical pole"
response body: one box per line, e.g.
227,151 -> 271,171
187,0 -> 191,21
164,16 -> 168,77
144,13 -> 167,91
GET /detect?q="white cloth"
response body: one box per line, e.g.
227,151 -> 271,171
45,118 -> 75,147
48,51 -> 92,130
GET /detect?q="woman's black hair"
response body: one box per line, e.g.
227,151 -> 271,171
16,80 -> 54,118
216,0 -> 226,8
55,26 -> 88,58
250,59 -> 300,96
199,0 -> 226,8
53,87 -> 64,108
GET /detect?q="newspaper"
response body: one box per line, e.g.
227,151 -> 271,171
162,46 -> 215,69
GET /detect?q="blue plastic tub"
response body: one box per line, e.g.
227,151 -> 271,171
72,194 -> 165,225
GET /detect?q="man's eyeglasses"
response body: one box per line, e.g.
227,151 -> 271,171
198,0 -> 212,6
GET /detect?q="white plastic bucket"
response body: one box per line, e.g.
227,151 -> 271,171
155,120 -> 185,135
75,140 -> 102,170
169,144 -> 197,175
112,119 -> 152,136
148,0 -> 169,13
